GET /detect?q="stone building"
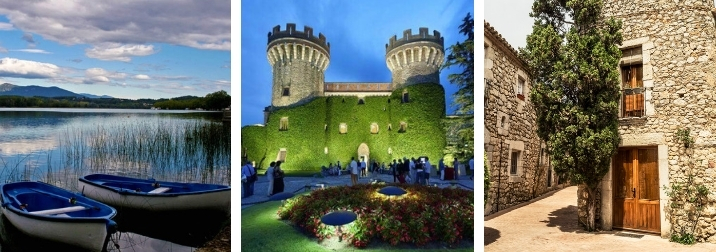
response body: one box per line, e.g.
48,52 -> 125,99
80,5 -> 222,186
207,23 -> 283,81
242,23 -> 448,171
484,21 -> 565,215
575,0 -> 716,242
265,23 -> 443,109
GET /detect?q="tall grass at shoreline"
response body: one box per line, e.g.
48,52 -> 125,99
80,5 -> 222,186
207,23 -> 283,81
27,119 -> 231,191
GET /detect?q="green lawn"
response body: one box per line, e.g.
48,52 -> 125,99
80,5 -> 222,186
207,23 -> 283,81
241,200 -> 474,251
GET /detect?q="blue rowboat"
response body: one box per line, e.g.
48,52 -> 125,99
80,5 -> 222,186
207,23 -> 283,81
0,181 -> 117,251
78,174 -> 231,213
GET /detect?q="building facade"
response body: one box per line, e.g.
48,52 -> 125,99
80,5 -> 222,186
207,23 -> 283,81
484,21 -> 564,215
242,24 -> 448,171
575,0 -> 716,242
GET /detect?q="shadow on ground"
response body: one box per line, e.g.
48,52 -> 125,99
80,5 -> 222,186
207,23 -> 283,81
484,226 -> 500,246
540,205 -> 582,232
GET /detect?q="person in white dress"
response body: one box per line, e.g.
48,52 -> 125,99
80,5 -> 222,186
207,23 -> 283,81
266,161 -> 275,196
350,157 -> 358,186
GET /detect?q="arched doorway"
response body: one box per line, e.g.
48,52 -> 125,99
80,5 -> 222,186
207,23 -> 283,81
357,143 -> 370,165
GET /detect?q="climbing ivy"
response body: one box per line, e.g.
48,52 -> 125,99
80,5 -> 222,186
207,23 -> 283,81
664,128 -> 710,245
241,83 -> 446,171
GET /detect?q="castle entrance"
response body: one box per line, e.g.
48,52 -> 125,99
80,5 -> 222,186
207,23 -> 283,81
357,143 -> 370,165
612,147 -> 660,233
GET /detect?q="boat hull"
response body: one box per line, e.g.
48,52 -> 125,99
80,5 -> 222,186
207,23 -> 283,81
2,207 -> 113,251
0,181 -> 117,252
78,176 -> 230,213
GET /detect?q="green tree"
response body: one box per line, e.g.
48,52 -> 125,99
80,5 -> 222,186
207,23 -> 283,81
521,0 -> 622,231
442,12 -> 474,159
205,90 -> 231,111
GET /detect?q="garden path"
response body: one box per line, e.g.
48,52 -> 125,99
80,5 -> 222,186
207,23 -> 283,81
241,172 -> 474,209
485,186 -> 716,251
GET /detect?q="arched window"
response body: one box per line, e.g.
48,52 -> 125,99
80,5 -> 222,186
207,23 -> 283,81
279,117 -> 289,131
370,123 -> 379,134
399,121 -> 407,133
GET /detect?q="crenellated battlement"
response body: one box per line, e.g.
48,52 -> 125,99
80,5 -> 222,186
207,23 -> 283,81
385,27 -> 444,53
268,23 -> 330,54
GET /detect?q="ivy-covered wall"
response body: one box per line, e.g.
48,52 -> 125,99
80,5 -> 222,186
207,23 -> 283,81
241,83 -> 446,171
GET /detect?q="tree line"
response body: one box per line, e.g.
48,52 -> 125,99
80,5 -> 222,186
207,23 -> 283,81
0,90 -> 230,110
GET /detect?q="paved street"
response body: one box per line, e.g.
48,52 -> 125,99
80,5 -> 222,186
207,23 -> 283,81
485,186 -> 716,252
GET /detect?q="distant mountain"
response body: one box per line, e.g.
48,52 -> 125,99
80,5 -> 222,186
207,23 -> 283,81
0,83 -> 104,98
79,93 -> 114,99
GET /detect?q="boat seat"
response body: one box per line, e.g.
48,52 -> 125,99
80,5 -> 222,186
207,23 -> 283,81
29,206 -> 87,215
148,187 -> 171,194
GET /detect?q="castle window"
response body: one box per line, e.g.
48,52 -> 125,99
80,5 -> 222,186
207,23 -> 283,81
370,123 -> 379,134
399,121 -> 407,133
279,117 -> 289,131
358,98 -> 365,105
339,123 -> 347,134
388,123 -> 392,131
517,77 -> 525,100
402,90 -> 409,103
620,46 -> 644,118
282,87 -> 290,96
510,150 -> 521,175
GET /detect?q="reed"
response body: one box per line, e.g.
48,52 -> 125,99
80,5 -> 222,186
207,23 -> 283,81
36,119 -> 231,191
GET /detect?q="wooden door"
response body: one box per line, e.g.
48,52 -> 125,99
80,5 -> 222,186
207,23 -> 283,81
613,148 -> 660,233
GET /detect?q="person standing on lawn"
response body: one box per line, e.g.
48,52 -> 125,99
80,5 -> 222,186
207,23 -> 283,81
242,161 -> 256,198
272,161 -> 285,195
439,158 -> 445,180
360,158 -> 367,177
409,157 -> 416,184
453,158 -> 460,180
469,157 -> 474,180
350,157 -> 358,186
424,157 -> 432,185
266,161 -> 275,197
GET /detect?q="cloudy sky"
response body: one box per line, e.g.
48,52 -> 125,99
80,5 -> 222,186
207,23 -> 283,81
485,0 -> 535,51
240,0 -> 475,126
0,0 -> 230,99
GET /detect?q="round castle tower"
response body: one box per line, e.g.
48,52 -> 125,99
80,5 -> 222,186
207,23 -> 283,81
267,23 -> 330,107
385,28 -> 444,89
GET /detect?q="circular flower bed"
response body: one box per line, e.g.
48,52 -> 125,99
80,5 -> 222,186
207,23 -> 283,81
278,184 -> 474,248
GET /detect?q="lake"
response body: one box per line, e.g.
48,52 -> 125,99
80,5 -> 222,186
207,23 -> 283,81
0,108 -> 231,251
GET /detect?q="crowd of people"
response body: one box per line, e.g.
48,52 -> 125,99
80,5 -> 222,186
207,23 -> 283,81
242,160 -> 286,198
242,155 -> 476,198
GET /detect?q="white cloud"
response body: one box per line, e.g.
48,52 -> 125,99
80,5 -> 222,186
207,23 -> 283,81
85,44 -> 156,62
0,57 -> 60,79
0,1 -> 230,51
133,74 -> 150,80
0,22 -> 13,30
88,75 -> 109,83
11,49 -> 51,54
83,67 -> 127,84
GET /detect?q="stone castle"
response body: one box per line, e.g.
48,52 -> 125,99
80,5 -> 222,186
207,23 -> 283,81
265,23 -> 444,108
241,23 -> 448,172
487,0 -> 716,243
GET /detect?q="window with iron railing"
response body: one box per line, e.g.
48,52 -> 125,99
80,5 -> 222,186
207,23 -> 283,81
621,64 -> 644,118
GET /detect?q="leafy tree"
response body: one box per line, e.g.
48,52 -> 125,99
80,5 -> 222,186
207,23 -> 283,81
521,0 -> 622,231
442,12 -> 474,159
204,90 -> 231,111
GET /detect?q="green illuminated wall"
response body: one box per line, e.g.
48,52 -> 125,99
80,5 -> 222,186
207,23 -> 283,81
241,83 -> 446,171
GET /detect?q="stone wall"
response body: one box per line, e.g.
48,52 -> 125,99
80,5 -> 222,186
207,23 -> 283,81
484,22 -> 562,215
597,0 -> 716,241
271,60 -> 325,107
386,41 -> 443,89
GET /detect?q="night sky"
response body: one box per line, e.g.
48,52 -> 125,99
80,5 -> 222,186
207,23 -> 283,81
240,0 -> 475,126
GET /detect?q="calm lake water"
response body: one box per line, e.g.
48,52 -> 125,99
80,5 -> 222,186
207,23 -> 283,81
0,108 -> 230,251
